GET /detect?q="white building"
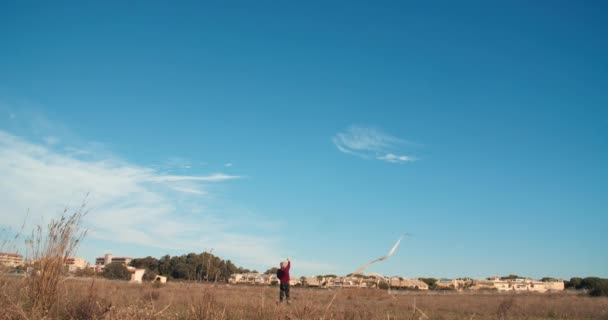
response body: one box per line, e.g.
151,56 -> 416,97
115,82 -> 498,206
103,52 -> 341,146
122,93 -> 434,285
64,257 -> 87,272
95,253 -> 132,271
471,277 -> 564,293
0,253 -> 24,268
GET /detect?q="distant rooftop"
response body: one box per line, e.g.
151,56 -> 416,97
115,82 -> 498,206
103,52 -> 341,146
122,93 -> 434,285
0,253 -> 23,258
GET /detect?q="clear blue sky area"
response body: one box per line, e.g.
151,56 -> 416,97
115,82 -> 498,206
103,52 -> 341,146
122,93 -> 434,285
0,1 -> 606,279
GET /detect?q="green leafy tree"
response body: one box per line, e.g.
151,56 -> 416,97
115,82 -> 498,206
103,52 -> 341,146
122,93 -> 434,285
158,255 -> 171,276
223,260 -> 238,280
128,251 -> 247,282
171,263 -> 193,279
130,256 -> 159,272
103,262 -> 131,281
589,279 -> 608,297
580,277 -> 602,290
566,277 -> 582,289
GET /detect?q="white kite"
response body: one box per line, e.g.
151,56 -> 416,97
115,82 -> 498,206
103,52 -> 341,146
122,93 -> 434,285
352,235 -> 404,275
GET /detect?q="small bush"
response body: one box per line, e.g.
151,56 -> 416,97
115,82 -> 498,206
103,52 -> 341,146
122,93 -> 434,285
142,269 -> 158,281
65,282 -> 111,320
74,267 -> 96,277
103,262 -> 131,281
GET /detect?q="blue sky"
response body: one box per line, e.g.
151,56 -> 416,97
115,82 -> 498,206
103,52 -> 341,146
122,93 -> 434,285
0,1 -> 607,279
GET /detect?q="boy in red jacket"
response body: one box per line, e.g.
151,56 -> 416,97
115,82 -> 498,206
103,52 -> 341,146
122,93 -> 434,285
277,257 -> 291,303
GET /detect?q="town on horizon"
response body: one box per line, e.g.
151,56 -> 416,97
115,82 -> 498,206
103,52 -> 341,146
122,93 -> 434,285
0,250 -> 580,294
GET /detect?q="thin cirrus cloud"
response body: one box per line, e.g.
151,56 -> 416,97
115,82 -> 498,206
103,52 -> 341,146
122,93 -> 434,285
332,126 -> 417,164
148,173 -> 240,183
0,130 -> 283,268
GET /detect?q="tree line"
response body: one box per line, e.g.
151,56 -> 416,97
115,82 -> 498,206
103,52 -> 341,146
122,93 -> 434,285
565,277 -> 608,297
102,251 -> 250,282
98,261 -> 608,296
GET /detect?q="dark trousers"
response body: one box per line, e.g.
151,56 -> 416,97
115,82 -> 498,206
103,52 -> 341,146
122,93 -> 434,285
279,282 -> 290,302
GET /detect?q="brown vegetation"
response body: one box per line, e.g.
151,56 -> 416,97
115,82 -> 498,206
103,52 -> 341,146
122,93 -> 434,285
2,204 -> 607,319
1,277 -> 608,320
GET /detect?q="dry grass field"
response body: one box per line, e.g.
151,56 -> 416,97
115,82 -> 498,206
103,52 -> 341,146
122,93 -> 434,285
2,208 -> 606,320
2,276 -> 608,320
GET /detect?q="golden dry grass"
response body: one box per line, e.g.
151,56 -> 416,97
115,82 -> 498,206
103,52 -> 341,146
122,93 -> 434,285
2,204 -> 607,319
2,276 -> 608,320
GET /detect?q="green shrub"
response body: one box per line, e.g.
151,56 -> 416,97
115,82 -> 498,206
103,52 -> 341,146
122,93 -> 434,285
588,279 -> 608,297
103,262 -> 131,281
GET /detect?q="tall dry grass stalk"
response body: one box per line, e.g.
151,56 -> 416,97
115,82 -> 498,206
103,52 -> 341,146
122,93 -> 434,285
24,201 -> 88,316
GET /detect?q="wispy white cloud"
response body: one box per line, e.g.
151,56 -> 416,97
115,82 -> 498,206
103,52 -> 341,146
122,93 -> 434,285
0,130 -> 274,268
332,126 -> 417,164
377,153 -> 415,164
148,173 -> 240,183
224,162 -> 233,167
167,185 -> 208,195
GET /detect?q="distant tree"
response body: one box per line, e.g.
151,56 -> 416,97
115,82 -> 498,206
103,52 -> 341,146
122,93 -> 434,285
300,276 -> 307,286
540,277 -> 558,282
419,278 -> 438,289
378,282 -> 389,290
589,279 -> 608,297
323,274 -> 337,278
238,267 -> 251,274
265,267 -> 279,275
224,260 -> 239,278
103,262 -> 131,281
500,274 -> 522,280
130,256 -> 159,273
171,263 -> 192,279
580,277 -> 603,292
580,277 -> 602,290
566,277 -> 582,289
158,255 -> 171,276
130,252 -> 248,282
